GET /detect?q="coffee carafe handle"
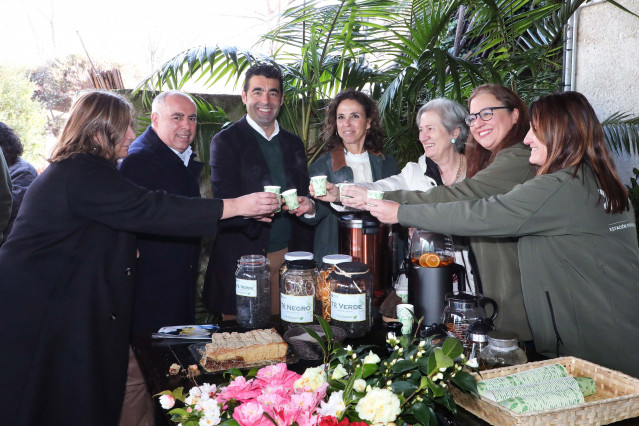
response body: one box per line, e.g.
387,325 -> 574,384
450,263 -> 466,292
479,296 -> 498,322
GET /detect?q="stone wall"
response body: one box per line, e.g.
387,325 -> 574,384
573,0 -> 639,183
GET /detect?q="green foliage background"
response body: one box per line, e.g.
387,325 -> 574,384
0,66 -> 48,166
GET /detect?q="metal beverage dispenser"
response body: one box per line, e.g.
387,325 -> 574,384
338,213 -> 394,305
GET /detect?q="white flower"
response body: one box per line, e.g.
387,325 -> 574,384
331,364 -> 348,380
353,379 -> 367,392
294,366 -> 327,391
189,386 -> 203,398
345,345 -> 353,352
317,390 -> 346,418
466,358 -> 479,369
159,394 -> 175,409
355,388 -> 401,425
363,351 -> 381,365
199,398 -> 221,424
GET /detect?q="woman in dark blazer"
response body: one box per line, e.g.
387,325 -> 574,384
294,89 -> 398,265
0,91 -> 277,426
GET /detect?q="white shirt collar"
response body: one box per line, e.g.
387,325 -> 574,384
246,114 -> 280,141
169,145 -> 193,166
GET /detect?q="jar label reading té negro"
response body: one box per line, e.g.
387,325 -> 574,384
280,294 -> 313,323
331,293 -> 366,322
236,279 -> 257,298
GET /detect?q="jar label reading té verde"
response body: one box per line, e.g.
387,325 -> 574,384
331,293 -> 366,322
236,279 -> 257,298
280,294 -> 313,323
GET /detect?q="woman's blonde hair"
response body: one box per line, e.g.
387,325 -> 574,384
49,90 -> 133,164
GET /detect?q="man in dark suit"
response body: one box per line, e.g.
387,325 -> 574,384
203,63 -> 313,318
119,90 -> 201,425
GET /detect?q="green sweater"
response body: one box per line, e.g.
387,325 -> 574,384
385,143 -> 536,341
397,164 -> 639,378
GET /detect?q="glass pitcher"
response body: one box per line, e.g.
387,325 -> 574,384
409,230 -> 455,268
442,292 -> 498,344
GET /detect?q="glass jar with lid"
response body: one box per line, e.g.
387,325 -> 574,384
235,255 -> 271,328
279,251 -> 314,278
479,330 -> 527,370
280,259 -> 320,328
318,254 -> 352,321
328,261 -> 372,338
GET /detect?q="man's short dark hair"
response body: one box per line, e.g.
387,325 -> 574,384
243,63 -> 284,94
0,122 -> 23,166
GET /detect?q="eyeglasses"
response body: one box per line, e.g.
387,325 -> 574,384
465,106 -> 511,127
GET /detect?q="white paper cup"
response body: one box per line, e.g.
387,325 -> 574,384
396,303 -> 414,335
310,175 -> 328,196
281,188 -> 299,210
338,183 -> 354,200
264,185 -> 281,212
366,189 -> 384,205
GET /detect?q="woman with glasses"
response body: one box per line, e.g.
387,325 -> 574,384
342,84 -> 537,345
364,92 -> 639,378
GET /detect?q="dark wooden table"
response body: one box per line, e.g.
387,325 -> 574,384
131,318 -> 638,426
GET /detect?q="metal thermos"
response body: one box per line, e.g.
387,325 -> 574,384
408,262 -> 466,325
338,213 -> 394,305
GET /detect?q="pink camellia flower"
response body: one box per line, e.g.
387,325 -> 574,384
218,376 -> 261,403
290,392 -> 317,414
257,392 -> 288,410
313,382 -> 329,403
261,383 -> 292,398
295,410 -> 319,426
158,394 -> 175,410
232,401 -> 272,426
256,363 -> 288,382
255,363 -> 301,390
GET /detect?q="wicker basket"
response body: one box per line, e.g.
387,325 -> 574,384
450,357 -> 639,425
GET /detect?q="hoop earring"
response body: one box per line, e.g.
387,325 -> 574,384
451,138 -> 456,144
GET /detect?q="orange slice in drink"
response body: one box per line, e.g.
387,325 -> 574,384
419,253 -> 441,267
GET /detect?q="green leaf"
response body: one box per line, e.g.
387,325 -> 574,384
316,315 -> 334,344
411,401 -> 437,426
362,363 -> 379,379
434,347 -> 454,370
391,359 -> 417,374
450,371 -> 479,396
441,337 -> 463,359
299,324 -> 327,356
391,380 -> 418,397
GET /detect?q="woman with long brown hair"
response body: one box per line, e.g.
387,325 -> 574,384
293,89 -> 398,265
365,91 -> 639,377
0,90 -> 277,426
340,84 -> 537,343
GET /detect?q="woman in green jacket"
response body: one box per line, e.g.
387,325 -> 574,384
337,84 -> 536,342
365,92 -> 639,378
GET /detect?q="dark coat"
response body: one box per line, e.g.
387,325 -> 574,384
119,126 -> 204,332
4,156 -> 38,240
203,116 -> 313,315
306,146 -> 399,265
0,154 -> 223,426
